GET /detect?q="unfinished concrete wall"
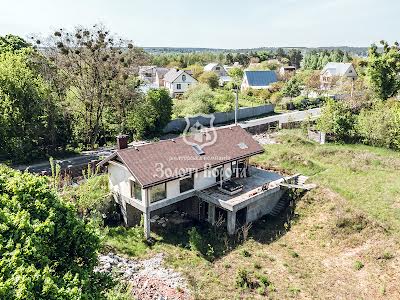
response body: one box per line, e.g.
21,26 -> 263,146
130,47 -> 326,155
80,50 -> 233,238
246,189 -> 285,223
150,196 -> 202,220
308,129 -> 326,144
126,203 -> 143,226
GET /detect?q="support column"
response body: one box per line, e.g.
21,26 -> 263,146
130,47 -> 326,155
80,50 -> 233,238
143,209 -> 151,239
208,203 -> 216,225
227,211 -> 236,235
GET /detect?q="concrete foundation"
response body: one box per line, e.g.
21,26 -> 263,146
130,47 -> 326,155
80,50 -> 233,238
208,203 -> 216,225
143,209 -> 151,239
246,189 -> 285,223
227,211 -> 236,235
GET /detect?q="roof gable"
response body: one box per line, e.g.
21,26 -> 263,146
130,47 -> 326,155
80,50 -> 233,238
163,69 -> 196,83
321,62 -> 354,76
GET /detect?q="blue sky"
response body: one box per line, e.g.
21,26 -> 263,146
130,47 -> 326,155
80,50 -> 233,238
1,0 -> 399,48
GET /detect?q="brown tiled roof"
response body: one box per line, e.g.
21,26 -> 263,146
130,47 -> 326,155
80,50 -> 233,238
99,126 -> 264,188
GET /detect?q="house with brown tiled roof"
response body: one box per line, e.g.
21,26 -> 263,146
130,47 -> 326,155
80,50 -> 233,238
99,125 -> 298,238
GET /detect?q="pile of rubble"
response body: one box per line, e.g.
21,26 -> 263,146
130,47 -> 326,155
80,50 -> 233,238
96,253 -> 191,300
252,132 -> 278,145
150,211 -> 189,227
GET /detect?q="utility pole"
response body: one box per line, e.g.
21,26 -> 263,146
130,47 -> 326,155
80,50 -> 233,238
235,85 -> 239,126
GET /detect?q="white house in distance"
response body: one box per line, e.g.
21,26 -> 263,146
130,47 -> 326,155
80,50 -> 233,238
163,69 -> 197,97
204,63 -> 228,77
279,66 -> 296,78
99,126 -> 300,239
138,66 -> 157,83
320,62 -> 358,90
154,67 -> 170,87
241,70 -> 278,91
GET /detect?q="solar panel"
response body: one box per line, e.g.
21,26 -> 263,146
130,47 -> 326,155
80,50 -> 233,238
192,144 -> 205,155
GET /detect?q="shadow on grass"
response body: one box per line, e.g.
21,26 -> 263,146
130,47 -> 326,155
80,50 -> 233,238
104,190 -> 306,261
151,190 -> 306,261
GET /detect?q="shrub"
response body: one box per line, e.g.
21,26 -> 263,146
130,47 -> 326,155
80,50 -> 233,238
253,262 -> 262,269
354,260 -> 364,270
317,99 -> 356,141
0,165 -> 112,299
356,101 -> 400,150
240,249 -> 252,257
235,269 -> 251,289
188,227 -> 204,252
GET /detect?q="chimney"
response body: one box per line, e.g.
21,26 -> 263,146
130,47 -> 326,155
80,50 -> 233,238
116,134 -> 129,150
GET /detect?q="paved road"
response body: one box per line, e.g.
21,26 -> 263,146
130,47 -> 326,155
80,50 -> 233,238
13,108 -> 321,175
240,108 -> 321,129
15,148 -> 114,174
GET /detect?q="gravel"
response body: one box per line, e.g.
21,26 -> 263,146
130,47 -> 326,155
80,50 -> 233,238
96,252 -> 192,300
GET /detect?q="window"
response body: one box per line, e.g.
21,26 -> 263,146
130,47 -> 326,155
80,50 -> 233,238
231,161 -> 238,178
130,180 -> 142,201
215,66 -> 220,71
215,167 -> 223,182
180,175 -> 194,193
182,74 -> 186,81
177,83 -> 181,90
150,183 -> 166,203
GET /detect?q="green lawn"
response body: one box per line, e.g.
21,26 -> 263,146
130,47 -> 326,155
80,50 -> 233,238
252,130 -> 400,232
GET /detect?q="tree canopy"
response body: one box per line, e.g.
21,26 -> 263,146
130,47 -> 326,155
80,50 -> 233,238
366,41 -> 400,100
0,165 -> 112,299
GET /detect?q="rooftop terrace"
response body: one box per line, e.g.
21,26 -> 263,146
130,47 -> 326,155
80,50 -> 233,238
197,167 -> 291,211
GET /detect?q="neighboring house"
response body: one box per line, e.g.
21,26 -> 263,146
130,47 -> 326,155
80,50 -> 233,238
219,76 -> 232,87
241,70 -> 278,91
154,67 -> 170,87
139,66 -> 157,83
279,66 -> 296,78
224,62 -> 242,72
204,63 -> 228,77
163,69 -> 197,97
320,62 -> 357,90
99,126 -> 298,238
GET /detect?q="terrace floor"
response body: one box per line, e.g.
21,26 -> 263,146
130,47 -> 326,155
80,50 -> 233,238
197,167 -> 285,211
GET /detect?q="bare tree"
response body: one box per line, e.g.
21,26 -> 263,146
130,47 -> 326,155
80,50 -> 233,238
35,24 -> 149,148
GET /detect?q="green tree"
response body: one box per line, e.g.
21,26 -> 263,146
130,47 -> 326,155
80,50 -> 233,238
173,84 -> 214,118
287,49 -> 303,68
0,50 -> 68,162
0,165 -> 112,299
0,34 -> 31,53
366,41 -> 400,100
198,71 -> 219,89
228,67 -> 244,87
186,64 -> 203,79
281,77 -> 301,98
128,88 -> 172,139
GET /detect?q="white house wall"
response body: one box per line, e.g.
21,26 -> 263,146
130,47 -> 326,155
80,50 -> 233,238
108,163 -> 133,199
